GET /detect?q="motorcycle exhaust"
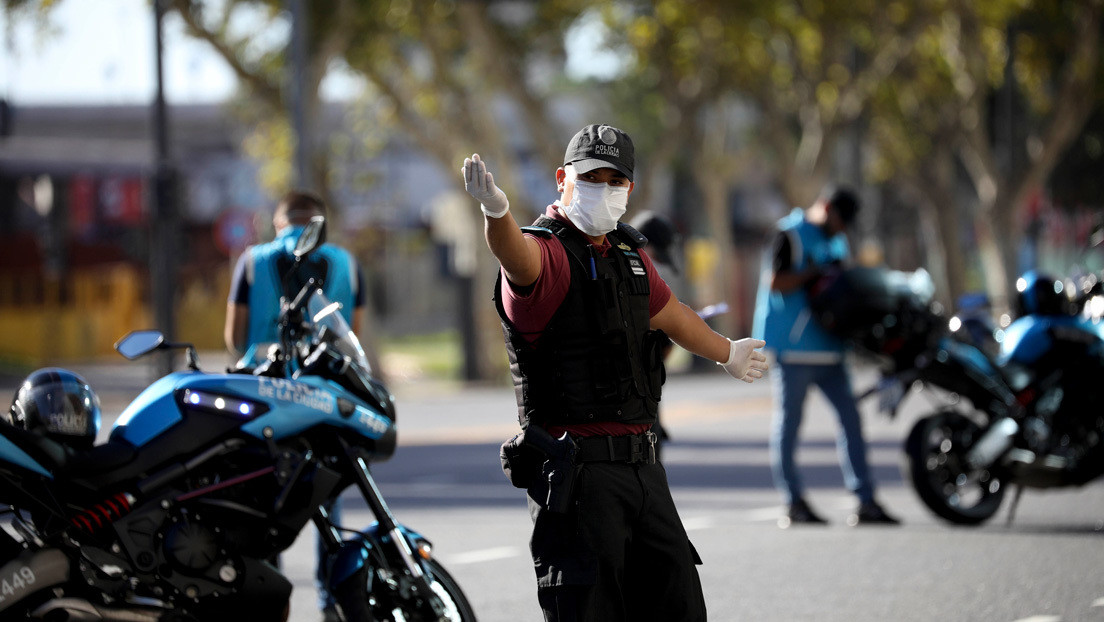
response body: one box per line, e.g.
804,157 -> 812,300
966,417 -> 1019,470
31,597 -> 103,621
30,597 -> 163,621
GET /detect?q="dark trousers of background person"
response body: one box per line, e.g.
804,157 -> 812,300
769,360 -> 875,505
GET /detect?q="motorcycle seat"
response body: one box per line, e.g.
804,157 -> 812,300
0,423 -> 69,474
62,439 -> 139,476
0,423 -> 137,478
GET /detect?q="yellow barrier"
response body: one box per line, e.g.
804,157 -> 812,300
0,264 -> 230,367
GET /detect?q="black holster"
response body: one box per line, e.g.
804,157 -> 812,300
499,426 -> 579,513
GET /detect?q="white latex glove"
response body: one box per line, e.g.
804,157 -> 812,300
461,153 -> 510,218
718,338 -> 769,383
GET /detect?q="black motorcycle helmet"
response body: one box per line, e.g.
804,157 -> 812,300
1014,270 -> 1073,317
7,368 -> 101,449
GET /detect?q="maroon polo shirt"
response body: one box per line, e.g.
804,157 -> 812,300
500,205 -> 672,438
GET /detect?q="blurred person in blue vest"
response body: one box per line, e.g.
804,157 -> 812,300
752,186 -> 899,528
224,190 -> 364,361
224,189 -> 365,621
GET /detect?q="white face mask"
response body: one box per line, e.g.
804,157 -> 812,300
562,180 -> 629,236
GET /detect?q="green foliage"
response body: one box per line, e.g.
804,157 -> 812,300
380,330 -> 461,380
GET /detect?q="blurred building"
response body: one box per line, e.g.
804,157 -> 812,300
0,102 -> 464,367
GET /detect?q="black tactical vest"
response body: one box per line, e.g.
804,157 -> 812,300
493,216 -> 667,428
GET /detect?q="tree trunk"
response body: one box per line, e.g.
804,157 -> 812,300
917,146 -> 969,308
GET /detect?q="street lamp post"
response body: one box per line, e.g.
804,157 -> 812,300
151,0 -> 177,377
288,0 -> 314,189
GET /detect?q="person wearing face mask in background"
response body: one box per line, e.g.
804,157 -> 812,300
461,124 -> 769,622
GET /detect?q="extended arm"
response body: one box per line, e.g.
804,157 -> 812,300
224,255 -> 252,356
224,302 -> 249,356
462,154 -> 543,286
650,297 -> 767,383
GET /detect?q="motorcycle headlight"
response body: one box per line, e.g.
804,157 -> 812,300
182,390 -> 261,418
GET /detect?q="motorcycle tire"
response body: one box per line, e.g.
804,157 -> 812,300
334,557 -> 477,622
904,410 -> 1006,525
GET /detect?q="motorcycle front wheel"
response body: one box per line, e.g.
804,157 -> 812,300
904,410 -> 1006,525
334,557 -> 476,622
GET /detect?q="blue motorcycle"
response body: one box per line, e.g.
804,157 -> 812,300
811,267 -> 1104,525
0,218 -> 475,621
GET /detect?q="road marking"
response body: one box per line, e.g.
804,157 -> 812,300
1093,598 -> 1104,608
448,546 -> 523,566
734,506 -> 790,522
683,506 -> 787,531
683,516 -> 716,531
1011,617 -> 1061,622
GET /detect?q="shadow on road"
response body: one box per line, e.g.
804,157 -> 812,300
362,438 -> 907,510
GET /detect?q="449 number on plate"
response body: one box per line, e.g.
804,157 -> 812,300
0,566 -> 36,603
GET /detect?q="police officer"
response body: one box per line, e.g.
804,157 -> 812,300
224,190 -> 365,621
461,124 -> 768,622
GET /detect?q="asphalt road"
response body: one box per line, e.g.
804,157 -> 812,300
286,368 -> 1104,622
3,357 -> 1103,622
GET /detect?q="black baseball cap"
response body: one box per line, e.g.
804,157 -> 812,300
563,124 -> 635,181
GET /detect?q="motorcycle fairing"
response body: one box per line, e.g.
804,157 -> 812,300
922,336 -> 1017,415
328,523 -> 429,587
999,315 -> 1104,366
0,433 -> 52,478
940,336 -> 1001,378
111,373 -> 192,446
241,376 -> 395,443
113,373 -> 393,446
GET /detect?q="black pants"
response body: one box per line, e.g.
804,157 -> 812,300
527,461 -> 706,622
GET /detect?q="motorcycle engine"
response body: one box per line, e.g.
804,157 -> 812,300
162,520 -> 220,572
91,501 -> 290,619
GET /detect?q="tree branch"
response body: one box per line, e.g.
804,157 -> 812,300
169,0 -> 283,109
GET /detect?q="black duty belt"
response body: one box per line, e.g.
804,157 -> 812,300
574,432 -> 657,465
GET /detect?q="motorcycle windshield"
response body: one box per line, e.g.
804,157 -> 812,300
307,290 -> 373,375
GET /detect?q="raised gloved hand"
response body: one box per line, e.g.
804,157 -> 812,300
718,338 -> 769,383
461,153 -> 509,218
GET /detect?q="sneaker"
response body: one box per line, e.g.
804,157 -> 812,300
848,501 -> 901,526
778,497 -> 828,528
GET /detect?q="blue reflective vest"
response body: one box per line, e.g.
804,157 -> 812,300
752,208 -> 848,363
243,225 -> 358,348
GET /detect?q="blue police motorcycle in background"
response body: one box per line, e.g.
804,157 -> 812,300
811,266 -> 1104,525
0,218 -> 475,621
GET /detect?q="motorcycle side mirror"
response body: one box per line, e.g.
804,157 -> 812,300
115,330 -> 165,360
294,215 -> 327,258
